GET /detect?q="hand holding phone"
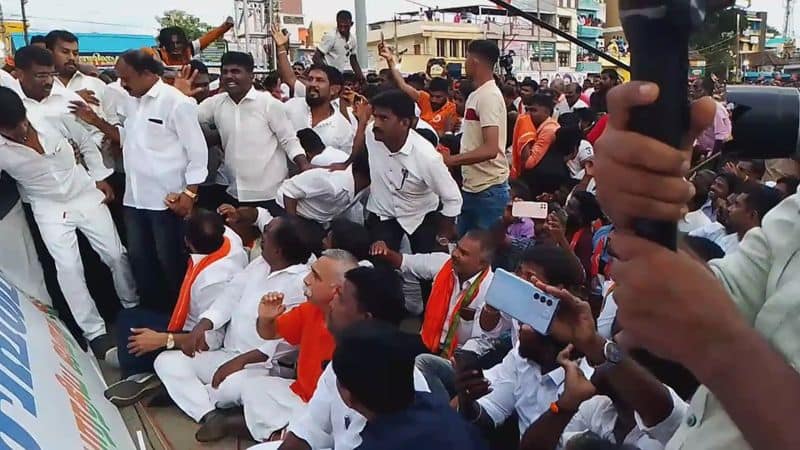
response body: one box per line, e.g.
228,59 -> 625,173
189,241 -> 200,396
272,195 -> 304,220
484,269 -> 560,335
512,201 -> 549,219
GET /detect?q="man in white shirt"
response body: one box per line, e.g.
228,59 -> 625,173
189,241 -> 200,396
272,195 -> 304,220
283,65 -> 355,154
690,185 -> 782,255
297,128 -> 349,166
198,52 -> 310,215
0,67 -> 20,90
314,10 -> 363,77
105,210 -> 248,406
113,49 -> 209,313
369,230 -> 507,357
554,82 -> 589,118
0,51 -> 138,359
154,216 -> 314,427
262,266 -> 423,450
358,90 -> 462,253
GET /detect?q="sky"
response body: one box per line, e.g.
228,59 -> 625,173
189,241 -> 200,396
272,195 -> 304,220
0,0 -> 793,36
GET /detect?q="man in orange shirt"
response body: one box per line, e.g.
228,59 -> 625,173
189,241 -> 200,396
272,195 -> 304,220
379,42 -> 458,135
148,17 -> 235,67
511,94 -> 560,180
195,249 -> 359,442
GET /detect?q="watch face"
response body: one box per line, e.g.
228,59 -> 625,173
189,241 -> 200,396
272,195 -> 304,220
605,341 -> 623,364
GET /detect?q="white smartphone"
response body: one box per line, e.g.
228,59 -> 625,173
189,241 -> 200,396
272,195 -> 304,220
512,201 -> 549,219
484,269 -> 560,335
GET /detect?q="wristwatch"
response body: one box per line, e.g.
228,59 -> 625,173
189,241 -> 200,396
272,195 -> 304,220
590,339 -> 623,368
165,333 -> 175,350
182,188 -> 198,202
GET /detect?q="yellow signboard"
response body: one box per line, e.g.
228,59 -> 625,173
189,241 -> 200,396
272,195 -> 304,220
0,21 -> 27,34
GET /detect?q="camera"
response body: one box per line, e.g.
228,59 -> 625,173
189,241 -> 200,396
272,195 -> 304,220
499,50 -> 515,78
723,85 -> 800,160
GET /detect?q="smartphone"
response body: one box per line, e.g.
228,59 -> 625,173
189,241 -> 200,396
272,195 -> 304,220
453,348 -> 482,374
484,269 -> 560,335
512,201 -> 549,219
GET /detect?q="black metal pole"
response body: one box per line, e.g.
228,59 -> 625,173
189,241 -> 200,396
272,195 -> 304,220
486,0 -> 630,71
20,0 -> 29,45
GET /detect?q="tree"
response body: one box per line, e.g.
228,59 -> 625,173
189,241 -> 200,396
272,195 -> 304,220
156,10 -> 211,41
689,8 -> 746,80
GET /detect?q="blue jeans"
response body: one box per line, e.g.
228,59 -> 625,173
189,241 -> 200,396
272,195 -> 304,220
458,182 -> 510,235
123,207 -> 186,313
115,307 -> 170,378
415,354 -> 456,405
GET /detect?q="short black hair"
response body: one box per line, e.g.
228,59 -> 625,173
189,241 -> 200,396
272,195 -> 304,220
467,39 -> 500,66
519,244 -> 583,287
260,72 -> 280,90
188,59 -> 209,75
119,49 -> 164,76
221,51 -> 255,72
699,76 -> 715,95
185,209 -> 225,254
272,216 -> 315,265
715,172 -> 742,195
463,229 -> 497,263
332,322 -> 422,415
297,128 -> 326,154
742,184 -> 783,223
509,180 -> 532,201
520,77 -> 539,91
573,191 -> 604,223
14,45 -> 54,70
501,84 -> 517,98
44,30 -> 78,50
29,35 -> 47,45
552,126 -> 583,157
776,176 -> 800,196
308,64 -> 344,86
681,236 -> 725,262
528,93 -> 555,112
457,79 -> 476,98
568,82 -> 583,93
370,89 -> 416,121
743,159 -> 766,179
329,219 -> 371,261
428,77 -> 449,93
575,106 -> 597,124
601,68 -> 620,82
343,266 -> 405,325
557,112 -> 580,128
336,10 -> 353,22
157,26 -> 188,49
0,87 -> 26,129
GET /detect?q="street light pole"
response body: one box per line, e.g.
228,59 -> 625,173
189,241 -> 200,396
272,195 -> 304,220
20,0 -> 29,45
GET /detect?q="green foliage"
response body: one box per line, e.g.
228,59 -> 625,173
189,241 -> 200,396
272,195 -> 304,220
689,8 -> 746,79
156,10 -> 212,41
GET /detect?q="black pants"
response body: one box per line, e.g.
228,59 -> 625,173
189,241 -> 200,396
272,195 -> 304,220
366,211 -> 440,254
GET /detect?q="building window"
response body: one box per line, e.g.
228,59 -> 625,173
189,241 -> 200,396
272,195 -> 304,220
461,40 -> 469,58
414,44 -> 421,55
450,39 -> 459,57
530,42 -> 556,63
558,51 -> 570,67
437,39 -> 446,57
559,16 -> 571,33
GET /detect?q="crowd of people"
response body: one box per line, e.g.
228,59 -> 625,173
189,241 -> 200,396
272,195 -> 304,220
0,7 -> 798,450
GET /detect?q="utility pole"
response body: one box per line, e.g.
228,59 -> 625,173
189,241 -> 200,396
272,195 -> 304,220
784,0 -> 795,39
536,0 -> 542,78
20,0 -> 29,45
354,0 -> 368,70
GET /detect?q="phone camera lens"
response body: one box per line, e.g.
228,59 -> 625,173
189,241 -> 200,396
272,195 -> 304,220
546,299 -> 553,306
533,293 -> 540,300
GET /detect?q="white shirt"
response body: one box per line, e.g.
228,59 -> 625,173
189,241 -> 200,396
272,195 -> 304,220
200,258 -> 308,358
400,252 -> 507,346
55,71 -> 118,123
276,167 -> 356,224
0,86 -> 112,222
198,88 -> 304,202
184,228 -> 249,331
284,98 -> 355,154
560,388 -> 689,450
117,79 -> 208,210
288,362 -> 430,450
478,344 -> 593,436
317,30 -> 357,71
310,146 -> 349,166
679,209 -> 713,234
0,70 -> 20,90
596,281 -> 617,340
689,221 -> 740,254
365,125 -> 462,234
554,98 -> 589,118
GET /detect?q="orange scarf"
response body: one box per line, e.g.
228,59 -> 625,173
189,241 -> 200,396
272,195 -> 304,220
167,237 -> 231,332
511,114 -> 537,179
421,260 -> 489,358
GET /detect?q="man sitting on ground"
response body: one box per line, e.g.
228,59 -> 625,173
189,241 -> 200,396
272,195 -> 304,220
153,216 -> 316,431
194,250 -> 360,442
105,209 -> 248,406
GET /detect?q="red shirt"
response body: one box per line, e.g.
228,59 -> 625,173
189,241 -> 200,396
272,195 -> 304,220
276,302 -> 335,402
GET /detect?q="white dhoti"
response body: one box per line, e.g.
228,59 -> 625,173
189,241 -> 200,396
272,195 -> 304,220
0,200 -> 51,304
35,200 -> 138,339
153,349 -> 271,422
242,376 -> 307,441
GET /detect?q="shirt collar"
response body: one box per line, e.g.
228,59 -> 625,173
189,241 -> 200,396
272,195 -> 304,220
394,132 -> 415,156
143,79 -> 165,99
230,86 -> 259,103
54,71 -> 86,88
266,263 -> 308,279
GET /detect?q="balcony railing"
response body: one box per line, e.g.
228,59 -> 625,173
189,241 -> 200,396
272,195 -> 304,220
578,0 -> 602,13
577,25 -> 603,39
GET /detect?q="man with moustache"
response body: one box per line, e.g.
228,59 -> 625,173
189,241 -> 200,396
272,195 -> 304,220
283,64 -> 355,154
198,51 -> 310,215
